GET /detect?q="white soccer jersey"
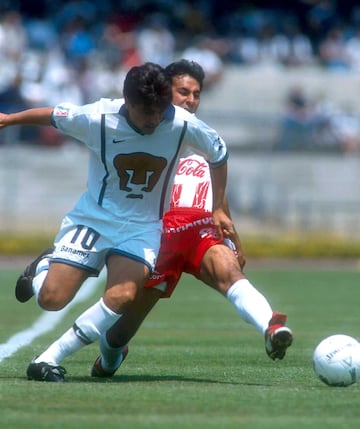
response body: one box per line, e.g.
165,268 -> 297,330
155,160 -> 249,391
51,99 -> 228,226
171,154 -> 212,211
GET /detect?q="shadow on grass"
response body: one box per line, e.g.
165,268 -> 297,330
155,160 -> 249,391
3,371 -> 275,386
67,374 -> 271,386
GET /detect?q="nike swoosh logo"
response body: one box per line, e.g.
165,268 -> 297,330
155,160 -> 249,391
73,324 -> 92,344
113,139 -> 126,143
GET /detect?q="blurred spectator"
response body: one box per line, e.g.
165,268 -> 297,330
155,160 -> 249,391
232,35 -> 261,65
276,86 -> 314,150
318,26 -> 351,71
19,48 -> 83,107
0,74 -> 29,113
25,18 -> 58,50
306,0 -> 338,48
256,22 -> 280,65
229,17 -> 314,68
182,36 -> 225,88
310,95 -> 360,152
54,0 -> 98,31
1,1 -> 360,150
60,15 -> 96,68
0,10 -> 28,95
175,1 -> 211,45
344,28 -> 360,72
97,18 -> 142,68
272,19 -> 314,67
332,107 -> 360,153
276,87 -> 360,153
136,13 -> 175,66
0,10 -> 27,62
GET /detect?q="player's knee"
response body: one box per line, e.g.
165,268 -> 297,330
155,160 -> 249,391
201,245 -> 245,292
104,284 -> 138,312
38,282 -> 74,311
37,288 -> 71,310
216,273 -> 243,294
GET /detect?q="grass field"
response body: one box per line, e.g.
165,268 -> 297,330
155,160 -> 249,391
0,262 -> 360,429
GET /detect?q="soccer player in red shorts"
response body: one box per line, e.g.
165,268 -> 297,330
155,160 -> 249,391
20,60 -> 292,381
89,60 -> 293,379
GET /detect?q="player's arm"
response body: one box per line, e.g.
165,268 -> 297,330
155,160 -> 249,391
0,107 -> 54,129
209,161 -> 234,240
223,196 -> 246,271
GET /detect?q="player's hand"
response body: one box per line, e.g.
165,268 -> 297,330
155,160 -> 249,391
237,251 -> 246,271
212,208 -> 234,241
225,229 -> 246,271
0,113 -> 9,129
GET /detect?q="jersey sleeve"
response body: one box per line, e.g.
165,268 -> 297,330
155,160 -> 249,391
51,98 -> 125,145
184,116 -> 229,167
51,101 -> 101,144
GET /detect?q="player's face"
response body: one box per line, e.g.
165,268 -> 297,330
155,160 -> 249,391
171,74 -> 201,114
125,101 -> 166,135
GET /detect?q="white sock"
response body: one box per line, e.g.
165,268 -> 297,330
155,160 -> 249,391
34,326 -> 84,365
33,258 -> 50,301
99,334 -> 127,372
34,298 -> 121,365
74,298 -> 121,342
226,279 -> 273,335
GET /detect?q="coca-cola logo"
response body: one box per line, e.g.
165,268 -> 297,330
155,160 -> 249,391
177,158 -> 207,178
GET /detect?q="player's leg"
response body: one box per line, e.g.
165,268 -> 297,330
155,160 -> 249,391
199,244 -> 293,359
27,255 -> 151,382
92,286 -> 162,376
37,262 -> 91,310
200,244 -> 273,332
15,247 -> 54,303
104,284 -> 162,347
91,221 -> 185,377
16,249 -> 92,310
92,237 -> 181,377
15,222 -> 104,309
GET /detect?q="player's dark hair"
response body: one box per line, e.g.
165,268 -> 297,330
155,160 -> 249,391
123,62 -> 172,110
165,59 -> 205,90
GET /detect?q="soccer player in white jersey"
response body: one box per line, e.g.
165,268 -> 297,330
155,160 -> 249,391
18,60 -> 292,382
88,60 -> 293,380
0,62 -> 233,381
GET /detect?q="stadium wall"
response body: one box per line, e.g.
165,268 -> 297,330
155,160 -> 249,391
1,65 -> 360,257
0,144 -> 359,237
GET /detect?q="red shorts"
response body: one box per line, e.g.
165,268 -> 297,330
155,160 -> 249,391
145,208 -> 223,298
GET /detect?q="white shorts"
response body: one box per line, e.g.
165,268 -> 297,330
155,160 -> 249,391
52,215 -> 162,276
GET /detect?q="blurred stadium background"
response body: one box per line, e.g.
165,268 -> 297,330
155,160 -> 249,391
1,0 -> 360,245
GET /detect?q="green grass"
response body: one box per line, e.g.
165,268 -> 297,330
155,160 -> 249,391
1,264 -> 360,429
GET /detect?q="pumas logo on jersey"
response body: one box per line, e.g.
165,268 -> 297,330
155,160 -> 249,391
113,152 -> 167,199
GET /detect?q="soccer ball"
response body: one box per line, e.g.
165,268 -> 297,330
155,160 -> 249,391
313,334 -> 360,387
